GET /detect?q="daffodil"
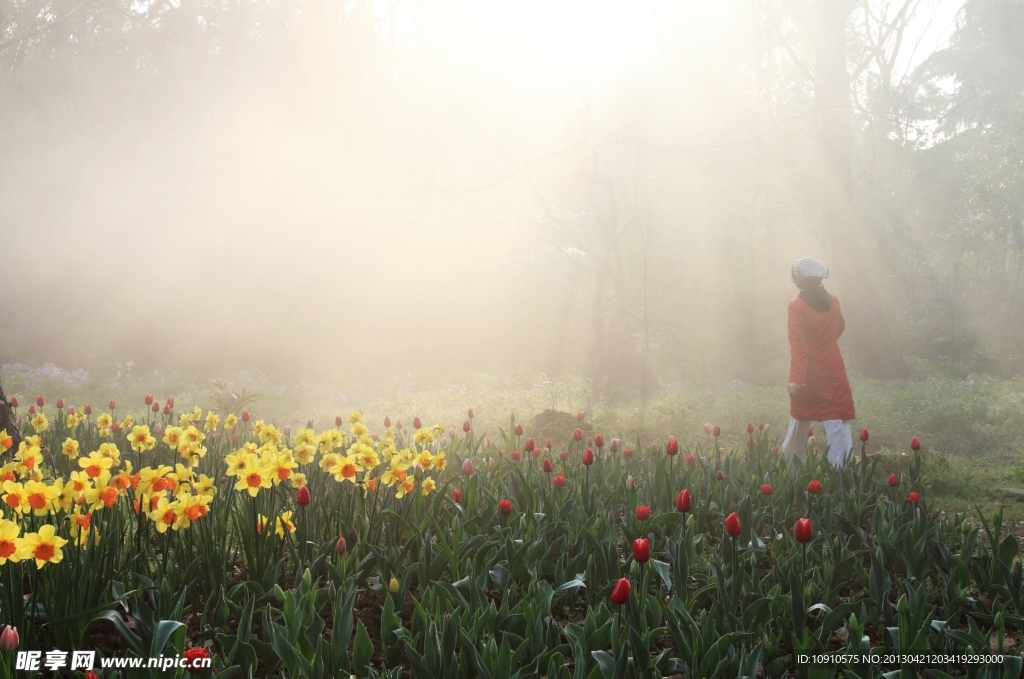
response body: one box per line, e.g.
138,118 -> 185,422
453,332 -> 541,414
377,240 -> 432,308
290,472 -> 307,489
0,430 -> 13,453
204,412 -> 220,432
119,414 -> 134,430
172,493 -> 208,528
329,456 -> 361,483
275,511 -> 295,538
224,413 -> 238,429
97,442 -> 121,464
129,425 -> 156,453
413,427 -> 435,446
2,481 -> 28,515
84,476 -> 119,511
96,413 -> 113,430
69,509 -> 93,546
421,477 -> 437,496
293,428 -> 316,447
380,466 -> 407,487
79,452 -> 114,479
0,518 -> 21,564
193,474 -> 217,498
30,412 -> 49,432
25,480 -> 60,516
162,426 -> 185,448
15,444 -> 42,476
18,524 -> 68,569
293,444 -> 317,465
258,424 -> 282,446
395,476 -> 417,499
148,497 -> 177,533
234,459 -> 272,497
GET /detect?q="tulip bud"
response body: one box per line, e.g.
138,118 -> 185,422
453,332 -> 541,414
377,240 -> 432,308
154,423 -> 164,435
763,424 -> 771,433
0,625 -> 19,652
144,394 -> 153,406
794,518 -> 812,543
772,445 -> 780,457
609,438 -> 620,452
36,396 -> 44,408
66,405 -> 75,415
542,458 -> 552,473
467,408 -> 474,419
684,454 -> 695,465
724,512 -> 741,536
559,450 -> 568,461
395,420 -> 403,430
389,577 -> 399,593
28,405 -> 35,415
163,404 -> 171,415
241,410 -> 250,422
232,434 -> 238,447
452,489 -> 462,504
463,420 -> 471,433
716,470 -> 724,481
384,416 -> 391,428
905,491 -> 921,505
758,422 -> 764,431
515,424 -> 523,436
860,427 -> 869,442
704,422 -> 712,434
498,498 -> 512,515
525,437 -> 535,453
413,416 -> 422,429
676,489 -> 691,512
807,426 -> 814,438
56,398 -> 65,409
632,538 -> 650,563
888,473 -> 899,487
911,436 -> 921,451
448,428 -> 456,439
461,458 -> 475,475
167,397 -> 174,408
573,428 -> 582,442
712,425 -> 721,437
551,472 -> 566,488
760,483 -> 772,495
576,411 -> 585,422
625,475 -> 634,491
440,436 -> 450,447
807,435 -> 816,447
84,404 -> 92,415
623,448 -> 633,458
635,505 -> 650,521
582,448 -> 594,466
594,434 -> 604,448
587,436 -> 593,447
296,486 -> 310,506
152,402 -> 160,413
7,396 -> 16,408
746,422 -> 753,434
510,450 -> 522,461
807,480 -> 822,494
610,578 -> 630,605
108,399 -> 116,410
665,436 -> 679,456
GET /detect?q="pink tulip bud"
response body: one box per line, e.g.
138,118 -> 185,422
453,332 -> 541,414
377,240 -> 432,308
154,423 -> 164,436
467,408 -> 474,419
336,537 -> 347,554
0,625 -> 18,652
395,420 -> 403,430
335,416 -> 343,427
704,422 -> 712,434
167,397 -> 174,408
763,424 -> 771,433
807,426 -> 814,438
241,410 -> 250,422
384,416 -> 391,428
284,425 -> 290,435
808,435 -> 816,447
609,438 -> 620,452
559,450 -> 568,461
84,404 -> 92,415
462,458 -> 475,475
108,400 -> 116,410
463,420 -> 471,433
626,475 -> 634,491
594,434 -> 604,448
66,406 -> 75,415
576,411 -> 585,422
413,416 -> 422,429
712,425 -> 721,437
145,394 -> 153,406
56,398 -> 65,409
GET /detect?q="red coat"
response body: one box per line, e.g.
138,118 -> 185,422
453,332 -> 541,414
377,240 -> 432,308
788,294 -> 855,421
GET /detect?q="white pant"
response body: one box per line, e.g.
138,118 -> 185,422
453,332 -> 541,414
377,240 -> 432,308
780,418 -> 852,468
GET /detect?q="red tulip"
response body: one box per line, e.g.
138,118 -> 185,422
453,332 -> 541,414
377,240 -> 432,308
395,420 -> 403,430
27,405 -> 35,415
336,537 -> 347,554
712,425 -> 721,437
724,512 -> 741,537
794,518 -> 812,543
66,406 -> 75,415
758,422 -> 765,431
633,538 -> 650,563
413,416 -> 422,429
610,578 -> 631,605
467,408 -> 474,419
511,450 -> 522,461
296,486 -> 310,506
84,404 -> 92,415
7,396 -> 17,408
383,416 -> 391,428
167,397 -> 174,408
760,484 -> 772,495
888,473 -> 899,487
772,445 -> 780,457
573,428 -> 582,442
623,448 -> 634,458
911,437 -> 921,451
716,470 -> 724,481
183,646 -> 210,674
551,472 -> 566,488
582,448 -> 594,466
594,434 -> 604,448
145,394 -> 153,406
452,489 -> 462,504
106,399 -> 114,410
905,491 -> 921,505
746,422 -> 754,434
542,458 -> 553,473
463,420 -> 471,433
525,438 -> 535,452
152,402 -> 160,413
684,454 -> 695,465
576,411 -> 585,422
559,450 -> 568,461
36,396 -> 44,407
545,437 -> 553,449
498,498 -> 512,515
161,404 -> 170,416
860,428 -> 869,442
111,422 -> 120,433
56,398 -> 65,409
635,505 -> 650,521
676,489 -> 691,512
666,436 -> 679,456
807,426 -> 814,438
515,424 -> 523,436
241,410 -> 251,422
807,480 -> 822,494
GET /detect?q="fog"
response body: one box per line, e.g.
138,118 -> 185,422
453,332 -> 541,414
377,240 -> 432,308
4,0 -> 1021,391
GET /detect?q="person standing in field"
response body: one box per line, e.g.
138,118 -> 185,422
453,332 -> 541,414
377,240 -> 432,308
780,257 -> 855,467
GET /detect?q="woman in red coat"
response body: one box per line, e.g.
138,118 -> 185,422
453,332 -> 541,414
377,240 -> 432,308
780,257 -> 855,467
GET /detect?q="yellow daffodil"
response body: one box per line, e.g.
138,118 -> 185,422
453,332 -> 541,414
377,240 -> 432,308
275,511 -> 295,538
162,426 -> 185,448
96,413 -> 113,430
0,430 -> 12,453
234,459 -> 272,497
329,456 -> 360,483
224,413 -> 238,429
128,425 -> 156,453
2,481 -> 28,514
97,442 -> 121,464
290,473 -> 307,489
148,496 -> 177,532
0,518 -> 21,564
380,466 -> 407,488
79,452 -> 114,479
204,412 -> 220,432
25,480 -> 60,516
421,477 -> 437,496
172,493 -> 208,528
30,412 -> 49,432
18,524 -> 68,569
293,428 -> 316,447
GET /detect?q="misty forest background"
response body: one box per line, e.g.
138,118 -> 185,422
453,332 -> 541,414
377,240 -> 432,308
2,0 -> 1024,486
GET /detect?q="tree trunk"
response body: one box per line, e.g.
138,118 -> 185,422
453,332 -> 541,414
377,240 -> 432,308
803,0 -> 911,378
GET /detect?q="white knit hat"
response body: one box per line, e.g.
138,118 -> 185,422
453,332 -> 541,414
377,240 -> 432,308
792,257 -> 829,281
